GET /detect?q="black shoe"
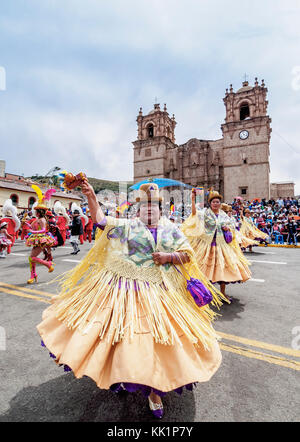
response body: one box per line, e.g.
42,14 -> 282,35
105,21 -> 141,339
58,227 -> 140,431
70,251 -> 76,255
74,249 -> 80,254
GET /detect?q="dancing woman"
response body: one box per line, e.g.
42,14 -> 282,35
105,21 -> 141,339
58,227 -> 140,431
0,221 -> 13,258
181,190 -> 251,300
37,180 -> 227,419
26,186 -> 57,283
222,204 -> 258,252
240,208 -> 268,251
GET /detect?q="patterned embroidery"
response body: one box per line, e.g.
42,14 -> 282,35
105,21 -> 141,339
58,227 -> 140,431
106,218 -> 188,268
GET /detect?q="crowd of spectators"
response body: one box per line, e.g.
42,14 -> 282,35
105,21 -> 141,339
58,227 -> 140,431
16,195 -> 300,246
231,197 -> 300,245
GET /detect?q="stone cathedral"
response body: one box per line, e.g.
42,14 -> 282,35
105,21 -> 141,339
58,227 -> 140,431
133,78 -> 273,202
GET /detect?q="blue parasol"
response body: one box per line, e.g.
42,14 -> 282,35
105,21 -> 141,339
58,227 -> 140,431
129,178 -> 192,190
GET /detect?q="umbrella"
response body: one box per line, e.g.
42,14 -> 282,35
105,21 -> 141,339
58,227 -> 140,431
129,178 -> 193,190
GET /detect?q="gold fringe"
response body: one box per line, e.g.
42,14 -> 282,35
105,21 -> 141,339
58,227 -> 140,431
48,218 -> 227,350
53,264 -> 221,350
187,233 -> 250,272
240,219 -> 268,241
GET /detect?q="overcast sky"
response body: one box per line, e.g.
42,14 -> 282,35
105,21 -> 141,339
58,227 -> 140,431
0,0 -> 300,194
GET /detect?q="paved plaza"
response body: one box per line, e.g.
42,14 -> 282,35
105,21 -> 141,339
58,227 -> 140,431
0,239 -> 299,422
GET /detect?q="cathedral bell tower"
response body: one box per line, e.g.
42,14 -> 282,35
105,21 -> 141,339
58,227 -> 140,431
221,77 -> 272,201
133,103 -> 176,182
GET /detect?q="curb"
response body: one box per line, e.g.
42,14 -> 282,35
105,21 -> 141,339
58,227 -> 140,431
258,244 -> 300,249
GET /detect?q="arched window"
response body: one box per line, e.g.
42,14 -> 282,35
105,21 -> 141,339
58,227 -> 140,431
240,103 -> 250,120
28,196 -> 36,209
10,194 -> 19,207
147,124 -> 154,138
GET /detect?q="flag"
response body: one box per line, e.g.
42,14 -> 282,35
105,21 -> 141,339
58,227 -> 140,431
116,201 -> 131,214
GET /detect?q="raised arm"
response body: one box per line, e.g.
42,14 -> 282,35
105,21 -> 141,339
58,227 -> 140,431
81,179 -> 105,224
191,190 -> 196,216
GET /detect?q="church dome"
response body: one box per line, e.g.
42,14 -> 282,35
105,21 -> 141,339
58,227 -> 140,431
237,85 -> 253,93
148,103 -> 161,114
237,81 -> 253,93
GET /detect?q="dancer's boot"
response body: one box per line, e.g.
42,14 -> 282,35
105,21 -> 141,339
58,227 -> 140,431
32,256 -> 55,273
27,257 -> 38,283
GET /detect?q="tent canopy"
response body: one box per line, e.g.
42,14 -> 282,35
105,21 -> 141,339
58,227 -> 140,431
130,178 -> 193,190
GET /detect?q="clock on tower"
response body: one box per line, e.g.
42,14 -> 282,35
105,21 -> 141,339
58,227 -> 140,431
221,78 -> 272,201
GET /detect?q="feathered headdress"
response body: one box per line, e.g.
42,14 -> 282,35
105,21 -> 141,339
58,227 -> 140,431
54,200 -> 70,222
2,199 -> 21,231
31,184 -> 56,209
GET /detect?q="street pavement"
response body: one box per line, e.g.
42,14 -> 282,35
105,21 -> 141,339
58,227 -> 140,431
0,239 -> 299,422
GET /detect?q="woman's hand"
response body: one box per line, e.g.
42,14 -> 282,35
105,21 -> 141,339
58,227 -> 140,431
81,178 -> 105,223
152,252 -> 170,265
222,226 -> 230,231
81,179 -> 96,199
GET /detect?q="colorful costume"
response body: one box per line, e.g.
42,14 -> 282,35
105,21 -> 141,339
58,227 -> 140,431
240,211 -> 268,244
26,185 -> 57,283
0,199 -> 20,253
21,214 -> 31,240
181,205 -> 251,285
0,222 -> 13,258
37,211 -> 227,399
84,216 -> 93,242
0,232 -> 12,247
54,201 -> 70,245
222,204 -> 259,251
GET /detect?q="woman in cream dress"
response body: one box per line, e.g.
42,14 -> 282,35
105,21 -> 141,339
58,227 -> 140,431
181,190 -> 251,300
37,180 -> 227,419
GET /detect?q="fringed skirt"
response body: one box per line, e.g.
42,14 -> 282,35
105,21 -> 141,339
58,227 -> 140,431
26,232 -> 57,249
189,238 -> 251,284
37,268 -> 222,395
235,230 -> 259,249
240,224 -> 268,243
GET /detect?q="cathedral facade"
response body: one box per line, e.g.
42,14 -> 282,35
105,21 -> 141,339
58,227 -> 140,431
133,78 -> 272,202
